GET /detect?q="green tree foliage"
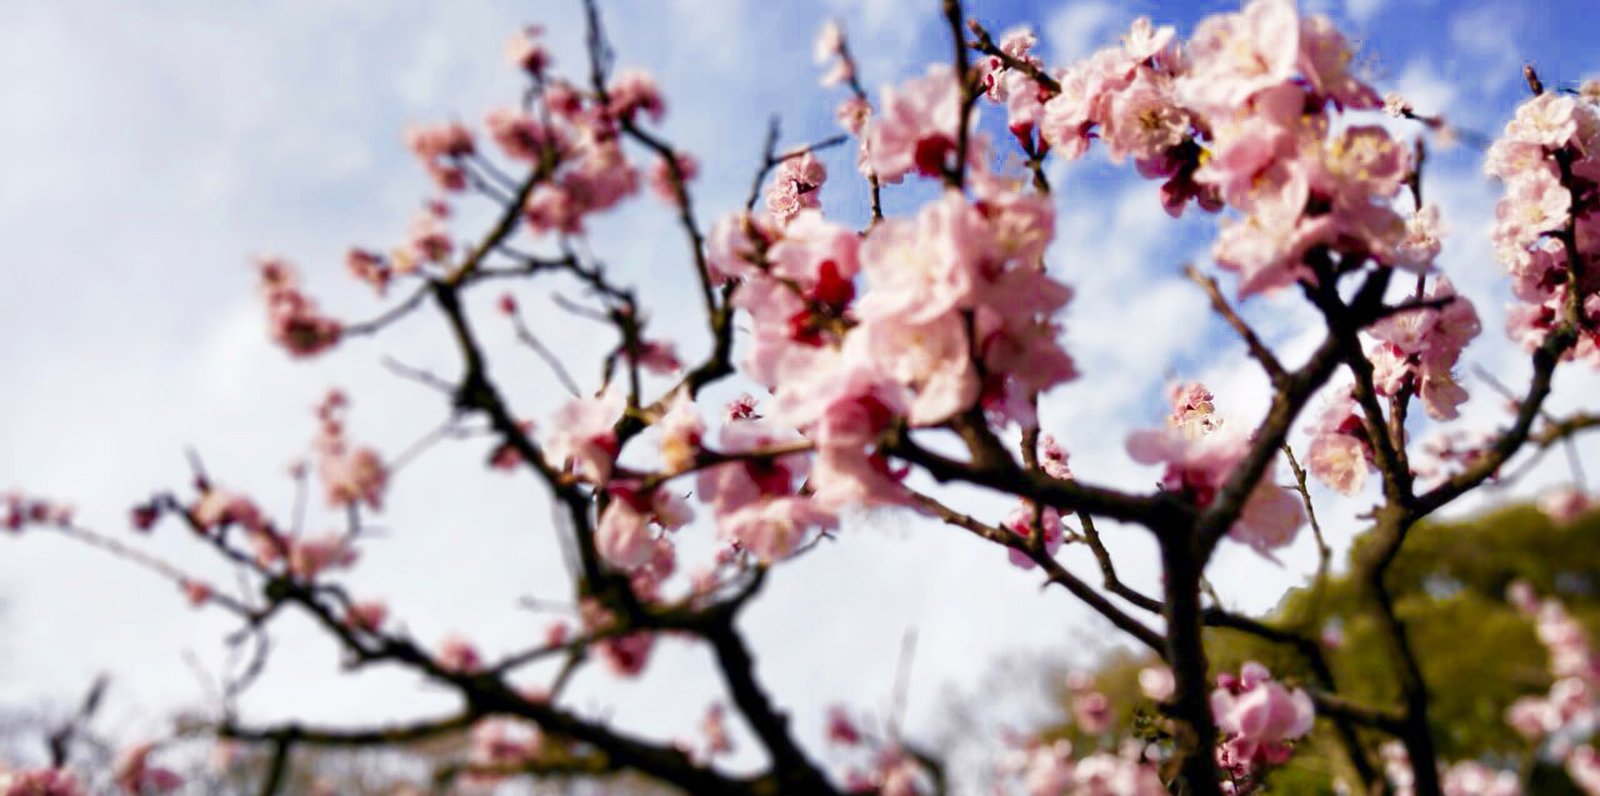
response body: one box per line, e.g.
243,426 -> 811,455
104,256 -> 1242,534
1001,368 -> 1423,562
1051,502 -> 1600,792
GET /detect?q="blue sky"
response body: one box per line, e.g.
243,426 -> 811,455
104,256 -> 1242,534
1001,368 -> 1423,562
1,0 -> 1597,785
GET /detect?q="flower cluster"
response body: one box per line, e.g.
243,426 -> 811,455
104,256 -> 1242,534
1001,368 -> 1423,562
1489,90 -> 1600,364
2,493 -> 72,532
696,411 -> 832,561
1364,276 -> 1481,420
1127,383 -> 1305,556
1503,583 -> 1600,790
257,257 -> 340,358
1021,1 -> 1427,298
1539,486 -> 1595,525
1209,661 -> 1315,779
544,389 -> 624,484
0,768 -> 84,796
312,390 -> 388,511
1381,743 -> 1523,796
112,743 -> 182,795
1005,739 -> 1167,796
404,121 -> 475,193
580,598 -> 655,677
514,73 -> 658,236
1001,502 -> 1064,570
596,484 -> 690,572
464,718 -> 544,786
1304,388 -> 1373,495
765,151 -> 828,227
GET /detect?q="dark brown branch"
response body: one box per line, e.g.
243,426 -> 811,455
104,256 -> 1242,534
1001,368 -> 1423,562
706,614 -> 838,794
886,425 -> 1193,532
1186,264 -> 1287,385
218,712 -> 476,749
966,20 -> 1061,94
909,493 -> 1167,655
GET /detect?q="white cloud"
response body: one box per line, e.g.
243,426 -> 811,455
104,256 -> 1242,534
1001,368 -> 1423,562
1345,0 -> 1386,24
1045,0 -> 1124,64
1448,2 -> 1525,94
1395,58 -> 1459,118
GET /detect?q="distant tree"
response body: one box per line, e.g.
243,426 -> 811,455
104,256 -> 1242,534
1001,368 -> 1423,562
1033,502 -> 1600,793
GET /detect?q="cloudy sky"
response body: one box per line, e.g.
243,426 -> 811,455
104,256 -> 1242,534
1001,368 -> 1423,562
2,0 -> 1598,785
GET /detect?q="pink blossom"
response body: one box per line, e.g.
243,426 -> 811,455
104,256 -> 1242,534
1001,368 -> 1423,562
436,635 -> 482,674
1176,0 -> 1300,115
856,190 -> 986,324
404,121 -> 475,192
1363,276 -> 1480,420
2,493 -> 73,532
1505,695 -> 1556,740
1305,391 -> 1372,495
700,704 -> 733,757
1297,14 -> 1381,110
1507,93 -> 1580,149
468,718 -> 542,777
2,769 -> 84,796
1122,17 -> 1176,64
705,210 -> 775,285
767,209 -> 860,289
865,65 -> 965,183
1439,761 -> 1521,796
544,390 -> 625,483
696,420 -> 840,559
764,152 -> 827,226
179,580 -> 212,607
631,338 -> 682,375
486,106 -> 555,162
849,313 -> 978,426
1212,170 -> 1336,297
657,391 -> 705,473
1233,478 -> 1307,556
345,600 -> 388,634
580,599 -> 655,676
595,486 -> 690,570
1128,384 -> 1305,556
1308,431 -> 1367,495
1069,753 -> 1167,796
1101,71 -> 1189,165
1493,167 -> 1571,253
827,706 -> 862,745
114,743 -> 182,795
287,534 -> 357,580
717,496 -> 837,561
190,489 -> 265,534
1039,434 -> 1073,480
505,25 -> 551,75
1539,486 -> 1593,525
1568,746 -> 1600,795
647,152 -> 698,205
1314,125 -> 1410,207
1211,661 -> 1315,772
1192,84 -> 1304,208
1072,690 -> 1112,735
257,257 -> 341,357
1395,205 -> 1444,270
345,247 -> 390,294
1019,739 -> 1074,796
608,68 -> 665,124
813,20 -> 852,88
1139,666 -> 1176,701
1001,503 -> 1063,570
313,391 -> 388,510
836,96 -> 871,136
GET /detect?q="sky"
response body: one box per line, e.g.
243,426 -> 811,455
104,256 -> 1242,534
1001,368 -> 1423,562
1,0 -> 1599,787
